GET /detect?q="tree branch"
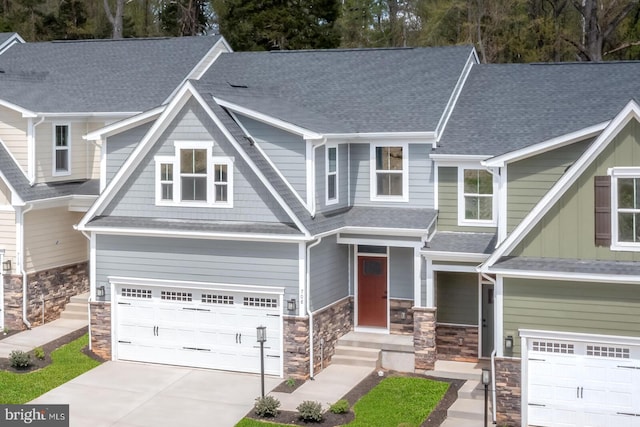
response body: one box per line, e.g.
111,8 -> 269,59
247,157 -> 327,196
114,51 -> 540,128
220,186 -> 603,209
604,40 -> 640,56
103,0 -> 114,25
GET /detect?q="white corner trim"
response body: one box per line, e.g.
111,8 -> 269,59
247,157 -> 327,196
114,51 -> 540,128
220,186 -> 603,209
481,100 -> 640,271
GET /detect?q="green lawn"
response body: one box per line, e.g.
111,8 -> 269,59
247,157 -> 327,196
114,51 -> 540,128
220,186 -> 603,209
0,334 -> 101,404
236,376 -> 449,427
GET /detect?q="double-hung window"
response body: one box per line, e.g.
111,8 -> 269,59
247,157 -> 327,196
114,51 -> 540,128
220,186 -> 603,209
155,141 -> 233,207
458,167 -> 496,226
370,143 -> 408,201
53,124 -> 70,176
326,145 -> 338,205
608,168 -> 640,250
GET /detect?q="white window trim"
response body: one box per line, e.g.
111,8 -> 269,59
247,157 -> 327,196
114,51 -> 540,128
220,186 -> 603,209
369,142 -> 409,202
457,165 -> 497,227
52,122 -> 71,177
326,144 -> 338,205
154,141 -> 234,208
609,167 -> 640,251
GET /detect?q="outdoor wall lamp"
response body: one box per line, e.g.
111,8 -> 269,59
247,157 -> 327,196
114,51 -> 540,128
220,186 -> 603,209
96,285 -> 106,298
505,335 -> 514,350
287,298 -> 297,312
2,259 -> 10,272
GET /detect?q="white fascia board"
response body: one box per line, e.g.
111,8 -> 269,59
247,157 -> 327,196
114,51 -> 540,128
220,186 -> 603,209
435,50 -> 477,144
192,90 -> 311,236
0,170 -> 23,206
83,226 -> 307,243
83,106 -> 164,141
0,99 -> 37,118
325,132 -> 436,142
520,329 -> 640,347
213,97 -> 323,140
338,226 -> 430,238
421,250 -> 488,262
489,267 -> 640,285
0,33 -> 25,55
78,83 -> 196,229
481,100 -> 640,271
430,154 -> 491,167
483,122 -> 608,168
38,112 -> 138,119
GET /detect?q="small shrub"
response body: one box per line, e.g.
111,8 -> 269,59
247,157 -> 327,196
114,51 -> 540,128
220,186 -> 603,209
254,395 -> 280,418
329,399 -> 350,414
286,377 -> 297,388
33,347 -> 45,360
297,400 -> 323,422
9,350 -> 31,369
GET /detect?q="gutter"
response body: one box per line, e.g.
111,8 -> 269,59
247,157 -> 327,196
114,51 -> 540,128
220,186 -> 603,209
19,204 -> 34,329
306,237 -> 323,379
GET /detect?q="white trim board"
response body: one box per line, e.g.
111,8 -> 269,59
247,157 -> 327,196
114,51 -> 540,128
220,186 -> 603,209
489,268 -> 640,285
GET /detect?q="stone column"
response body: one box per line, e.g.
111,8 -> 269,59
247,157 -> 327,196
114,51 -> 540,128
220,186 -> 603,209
283,315 -> 310,379
495,358 -> 521,426
90,301 -> 111,360
413,306 -> 436,371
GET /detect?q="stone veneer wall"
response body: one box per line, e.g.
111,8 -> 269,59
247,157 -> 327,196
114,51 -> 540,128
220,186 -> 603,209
390,299 -> 413,335
312,297 -> 353,375
283,315 -> 310,379
3,262 -> 89,330
495,358 -> 521,426
413,307 -> 436,371
90,302 -> 111,360
436,324 -> 478,362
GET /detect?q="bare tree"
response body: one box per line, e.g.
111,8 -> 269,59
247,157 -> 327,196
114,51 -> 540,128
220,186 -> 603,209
103,0 -> 125,38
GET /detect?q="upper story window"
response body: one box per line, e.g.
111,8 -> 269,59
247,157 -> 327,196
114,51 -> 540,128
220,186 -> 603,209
458,167 -> 496,226
370,143 -> 408,202
53,124 -> 70,176
326,145 -> 338,205
155,141 -> 233,208
604,168 -> 640,250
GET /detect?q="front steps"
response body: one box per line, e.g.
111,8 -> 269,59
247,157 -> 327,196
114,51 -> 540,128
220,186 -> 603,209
332,345 -> 381,368
59,292 -> 89,321
334,331 -> 414,371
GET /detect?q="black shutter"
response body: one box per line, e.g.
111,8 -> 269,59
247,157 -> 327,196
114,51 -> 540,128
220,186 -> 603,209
594,176 -> 611,246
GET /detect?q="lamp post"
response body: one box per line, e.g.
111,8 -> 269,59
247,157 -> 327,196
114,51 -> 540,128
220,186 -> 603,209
256,325 -> 267,397
481,368 -> 491,427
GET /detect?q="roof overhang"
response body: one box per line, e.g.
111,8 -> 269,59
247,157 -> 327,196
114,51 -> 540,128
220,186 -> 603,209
84,106 -> 165,141
487,267 -> 640,285
422,250 -> 488,262
430,154 -> 491,167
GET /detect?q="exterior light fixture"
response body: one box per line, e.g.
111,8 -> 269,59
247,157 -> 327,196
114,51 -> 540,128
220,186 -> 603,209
96,285 -> 106,298
505,335 -> 514,350
287,298 -> 297,312
256,325 -> 267,397
482,368 -> 491,427
2,259 -> 10,272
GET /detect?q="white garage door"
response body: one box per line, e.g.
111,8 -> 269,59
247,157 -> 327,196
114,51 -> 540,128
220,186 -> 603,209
115,285 -> 282,376
525,335 -> 640,427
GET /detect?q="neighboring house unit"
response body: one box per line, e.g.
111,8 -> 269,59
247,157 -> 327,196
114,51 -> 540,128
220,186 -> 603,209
0,33 -> 229,331
74,41 -> 640,426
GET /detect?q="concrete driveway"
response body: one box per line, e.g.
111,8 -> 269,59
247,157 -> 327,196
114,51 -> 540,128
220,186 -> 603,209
30,361 -> 281,427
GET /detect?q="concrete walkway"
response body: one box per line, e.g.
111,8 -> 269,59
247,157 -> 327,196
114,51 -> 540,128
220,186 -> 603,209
0,317 -> 88,357
271,364 -> 374,411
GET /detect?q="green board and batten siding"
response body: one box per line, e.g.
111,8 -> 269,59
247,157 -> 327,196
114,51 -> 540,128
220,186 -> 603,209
506,140 -> 591,232
512,119 -> 640,261
504,278 -> 640,356
436,272 -> 478,325
438,167 -> 497,233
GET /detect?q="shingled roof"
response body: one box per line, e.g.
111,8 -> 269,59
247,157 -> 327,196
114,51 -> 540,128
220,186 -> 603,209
0,35 -> 222,113
438,61 -> 640,156
202,45 -> 475,134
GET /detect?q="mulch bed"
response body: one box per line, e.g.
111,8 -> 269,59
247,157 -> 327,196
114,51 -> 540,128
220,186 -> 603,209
247,370 -> 463,427
0,326 -> 104,373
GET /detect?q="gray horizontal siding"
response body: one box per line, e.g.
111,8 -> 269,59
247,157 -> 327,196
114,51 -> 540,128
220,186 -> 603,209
104,99 -> 292,223
437,166 -> 497,233
316,144 -> 349,213
436,272 -> 478,325
504,278 -> 640,356
310,234 -> 349,311
351,143 -> 433,208
106,122 -> 153,184
97,235 -> 299,301
507,140 -> 590,232
237,115 -> 307,200
389,246 -> 413,299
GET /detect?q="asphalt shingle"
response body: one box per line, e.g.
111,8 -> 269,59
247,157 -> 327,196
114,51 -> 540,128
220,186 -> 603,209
493,256 -> 640,276
425,231 -> 497,254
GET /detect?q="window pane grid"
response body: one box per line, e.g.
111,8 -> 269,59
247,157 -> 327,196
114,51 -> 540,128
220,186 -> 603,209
54,125 -> 69,172
463,169 -> 493,221
617,177 -> 640,243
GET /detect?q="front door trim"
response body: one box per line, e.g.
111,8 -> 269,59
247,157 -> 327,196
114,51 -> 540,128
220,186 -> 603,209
354,246 -> 389,332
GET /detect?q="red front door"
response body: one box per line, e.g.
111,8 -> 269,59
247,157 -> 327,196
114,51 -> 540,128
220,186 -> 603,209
357,256 -> 387,328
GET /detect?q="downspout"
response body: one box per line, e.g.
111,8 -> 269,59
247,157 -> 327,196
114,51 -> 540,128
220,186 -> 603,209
482,272 -> 497,424
28,117 -> 45,186
80,230 -> 92,349
310,138 -> 327,218
306,237 -> 323,379
19,204 -> 34,329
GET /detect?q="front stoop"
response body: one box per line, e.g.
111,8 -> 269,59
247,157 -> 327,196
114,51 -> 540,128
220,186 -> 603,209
59,292 -> 89,321
332,345 -> 381,368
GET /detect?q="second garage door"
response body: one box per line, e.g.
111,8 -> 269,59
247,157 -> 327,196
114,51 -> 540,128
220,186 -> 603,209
114,284 -> 282,375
